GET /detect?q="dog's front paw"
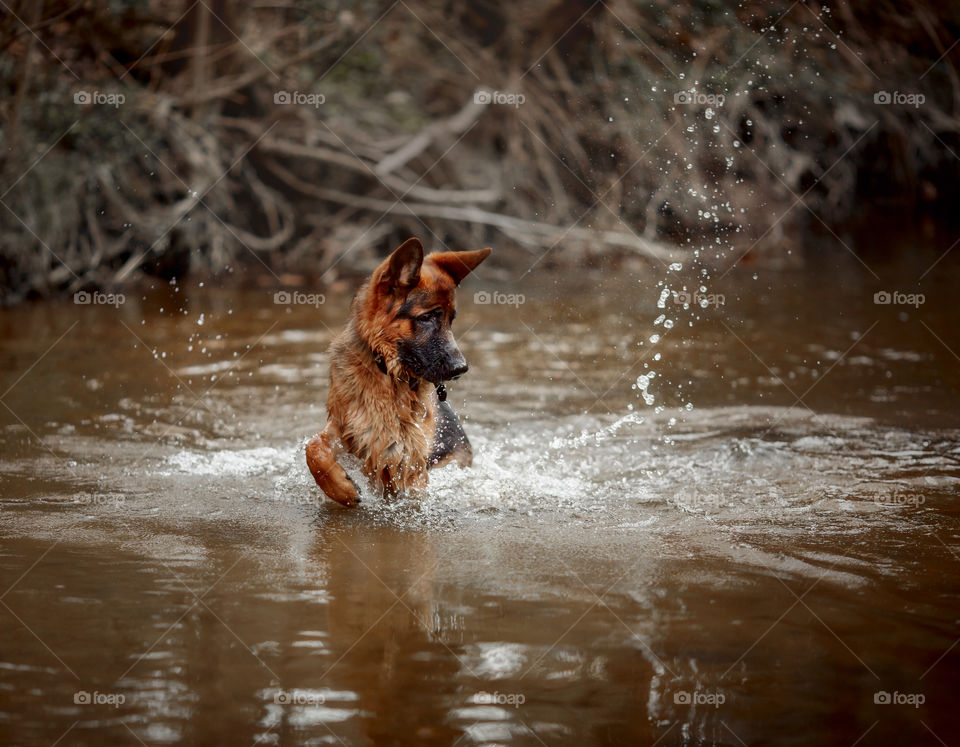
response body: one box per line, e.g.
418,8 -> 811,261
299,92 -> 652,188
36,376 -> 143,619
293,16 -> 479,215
306,434 -> 362,507
339,474 -> 362,506
323,472 -> 361,507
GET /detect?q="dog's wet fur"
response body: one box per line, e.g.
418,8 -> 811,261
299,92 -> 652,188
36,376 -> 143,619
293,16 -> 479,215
306,238 -> 491,505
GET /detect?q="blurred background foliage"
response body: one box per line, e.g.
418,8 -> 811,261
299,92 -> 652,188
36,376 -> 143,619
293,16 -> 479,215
1,0 -> 958,302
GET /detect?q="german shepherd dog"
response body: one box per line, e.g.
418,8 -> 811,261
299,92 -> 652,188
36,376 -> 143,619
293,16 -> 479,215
306,238 -> 491,506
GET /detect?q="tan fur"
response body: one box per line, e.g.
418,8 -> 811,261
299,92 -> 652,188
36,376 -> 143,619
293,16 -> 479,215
306,238 -> 490,506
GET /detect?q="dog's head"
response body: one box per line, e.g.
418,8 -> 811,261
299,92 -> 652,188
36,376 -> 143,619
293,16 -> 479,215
356,238 -> 491,385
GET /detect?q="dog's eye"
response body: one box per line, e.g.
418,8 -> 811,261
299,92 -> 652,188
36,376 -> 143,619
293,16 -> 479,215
417,309 -> 442,324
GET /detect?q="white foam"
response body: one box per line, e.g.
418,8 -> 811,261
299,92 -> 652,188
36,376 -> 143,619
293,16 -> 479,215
162,446 -> 291,476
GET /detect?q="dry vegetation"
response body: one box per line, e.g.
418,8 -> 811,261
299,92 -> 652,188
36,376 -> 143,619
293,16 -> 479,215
1,0 -> 958,302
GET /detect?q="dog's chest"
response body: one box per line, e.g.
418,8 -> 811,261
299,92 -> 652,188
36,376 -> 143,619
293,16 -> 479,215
384,395 -> 434,462
345,385 -> 436,480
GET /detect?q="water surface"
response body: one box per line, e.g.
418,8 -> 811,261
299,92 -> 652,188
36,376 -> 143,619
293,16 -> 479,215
1,247 -> 958,745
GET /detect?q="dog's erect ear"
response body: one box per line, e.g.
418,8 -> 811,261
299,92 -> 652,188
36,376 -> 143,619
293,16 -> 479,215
374,238 -> 424,293
429,247 -> 492,286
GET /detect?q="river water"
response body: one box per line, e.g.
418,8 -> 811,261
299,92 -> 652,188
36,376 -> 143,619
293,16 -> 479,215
1,244 -> 958,745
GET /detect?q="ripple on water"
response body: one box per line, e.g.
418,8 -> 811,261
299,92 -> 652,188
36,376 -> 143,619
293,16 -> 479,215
141,407 -> 959,545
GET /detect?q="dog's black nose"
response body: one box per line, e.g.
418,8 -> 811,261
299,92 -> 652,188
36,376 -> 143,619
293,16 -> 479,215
449,363 -> 468,380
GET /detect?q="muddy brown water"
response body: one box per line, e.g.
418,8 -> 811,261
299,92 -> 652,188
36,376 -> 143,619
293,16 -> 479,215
1,245 -> 959,746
